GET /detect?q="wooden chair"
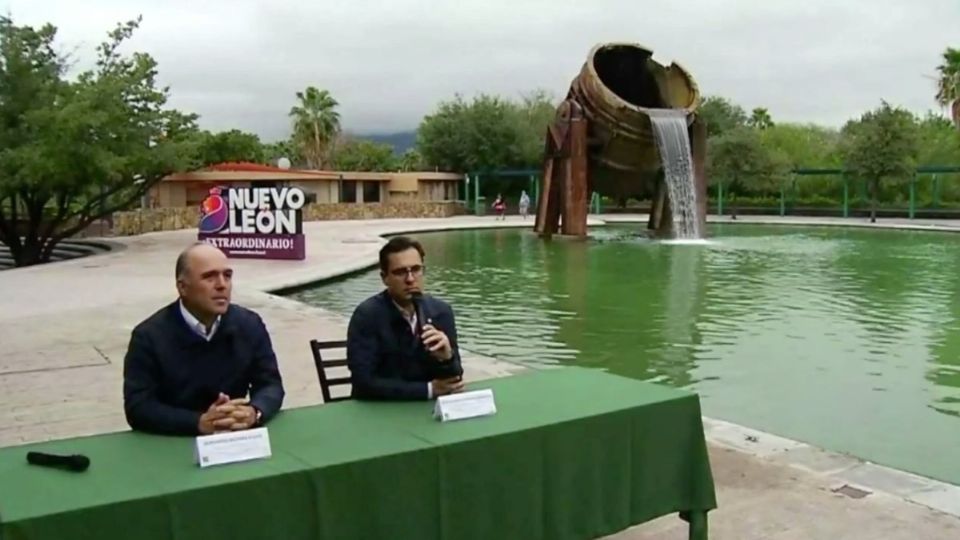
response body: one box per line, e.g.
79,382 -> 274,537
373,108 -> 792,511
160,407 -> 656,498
309,339 -> 352,403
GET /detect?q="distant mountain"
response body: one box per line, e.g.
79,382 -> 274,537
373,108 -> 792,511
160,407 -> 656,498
355,131 -> 417,154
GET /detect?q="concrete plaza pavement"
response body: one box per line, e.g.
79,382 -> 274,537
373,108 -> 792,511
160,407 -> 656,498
1,213 -> 959,539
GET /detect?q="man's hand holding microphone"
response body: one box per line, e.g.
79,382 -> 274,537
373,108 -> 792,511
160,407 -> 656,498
413,292 -> 464,397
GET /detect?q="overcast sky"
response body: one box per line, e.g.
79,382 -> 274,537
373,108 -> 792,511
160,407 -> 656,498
3,0 -> 959,141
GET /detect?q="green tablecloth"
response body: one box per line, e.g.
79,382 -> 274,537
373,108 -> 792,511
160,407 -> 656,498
0,367 -> 716,540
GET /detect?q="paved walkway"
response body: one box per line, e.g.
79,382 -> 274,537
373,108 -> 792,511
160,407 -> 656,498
610,443 -> 960,539
2,214 -> 959,538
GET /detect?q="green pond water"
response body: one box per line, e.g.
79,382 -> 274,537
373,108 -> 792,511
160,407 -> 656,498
290,224 -> 960,485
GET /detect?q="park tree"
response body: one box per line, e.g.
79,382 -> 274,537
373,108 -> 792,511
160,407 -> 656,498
840,101 -> 920,222
262,138 -> 298,167
757,123 -> 844,202
289,86 -> 340,169
748,107 -> 774,130
193,129 -> 264,165
935,47 -> 960,128
417,90 -> 557,174
697,96 -> 748,138
397,148 -> 425,172
416,94 -> 523,173
758,123 -> 842,168
709,126 -> 791,202
914,113 -> 960,206
0,16 -> 199,267
917,112 -> 960,165
512,89 -> 558,168
331,137 -> 398,171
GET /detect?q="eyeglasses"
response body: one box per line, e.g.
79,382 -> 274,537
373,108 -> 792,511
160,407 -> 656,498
388,265 -> 425,278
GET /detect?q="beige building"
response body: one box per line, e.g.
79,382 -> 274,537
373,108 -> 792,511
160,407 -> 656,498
148,162 -> 464,209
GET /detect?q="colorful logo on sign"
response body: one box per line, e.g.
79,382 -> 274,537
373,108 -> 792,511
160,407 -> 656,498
199,187 -> 228,234
196,185 -> 307,260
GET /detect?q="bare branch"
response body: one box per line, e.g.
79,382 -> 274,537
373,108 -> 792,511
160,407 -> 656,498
23,190 -> 46,251
37,193 -> 72,261
0,194 -> 20,257
67,178 -> 146,224
50,178 -> 155,244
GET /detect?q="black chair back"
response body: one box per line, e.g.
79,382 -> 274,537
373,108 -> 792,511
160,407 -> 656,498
309,339 -> 352,403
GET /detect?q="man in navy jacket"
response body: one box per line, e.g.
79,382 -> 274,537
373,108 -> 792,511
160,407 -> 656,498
347,236 -> 464,400
122,242 -> 285,435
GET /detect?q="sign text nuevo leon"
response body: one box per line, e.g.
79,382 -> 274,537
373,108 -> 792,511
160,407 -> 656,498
224,187 -> 304,234
197,186 -> 307,260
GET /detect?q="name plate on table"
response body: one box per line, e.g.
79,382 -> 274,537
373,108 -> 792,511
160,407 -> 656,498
433,389 -> 497,422
193,428 -> 272,468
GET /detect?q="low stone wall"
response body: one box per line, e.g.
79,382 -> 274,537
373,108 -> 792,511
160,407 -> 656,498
302,201 -> 466,221
112,202 -> 467,236
113,207 -> 198,236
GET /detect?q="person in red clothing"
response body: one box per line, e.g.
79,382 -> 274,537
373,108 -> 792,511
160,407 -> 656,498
492,194 -> 506,220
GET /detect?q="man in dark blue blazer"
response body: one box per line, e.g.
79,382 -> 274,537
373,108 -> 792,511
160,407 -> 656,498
122,242 -> 285,435
347,236 -> 464,400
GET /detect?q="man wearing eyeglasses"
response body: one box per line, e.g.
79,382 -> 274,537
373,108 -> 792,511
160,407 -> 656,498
346,236 -> 465,400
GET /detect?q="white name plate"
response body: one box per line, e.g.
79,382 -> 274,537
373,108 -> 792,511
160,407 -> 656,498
433,389 -> 497,422
194,427 -> 272,468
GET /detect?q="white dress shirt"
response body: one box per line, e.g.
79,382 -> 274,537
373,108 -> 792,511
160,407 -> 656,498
179,300 -> 221,341
393,300 -> 432,399
177,301 -> 262,424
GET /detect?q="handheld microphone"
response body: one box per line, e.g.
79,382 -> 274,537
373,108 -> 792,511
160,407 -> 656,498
410,291 -> 429,335
26,451 -> 90,472
410,291 -> 423,329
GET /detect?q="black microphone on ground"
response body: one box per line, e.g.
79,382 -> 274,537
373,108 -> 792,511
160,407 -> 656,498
26,451 -> 90,472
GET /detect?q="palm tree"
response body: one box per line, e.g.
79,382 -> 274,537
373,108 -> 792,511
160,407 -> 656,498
747,107 -> 774,130
289,86 -> 341,169
935,47 -> 960,128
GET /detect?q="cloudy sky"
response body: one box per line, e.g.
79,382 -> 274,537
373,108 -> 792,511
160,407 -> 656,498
3,0 -> 958,141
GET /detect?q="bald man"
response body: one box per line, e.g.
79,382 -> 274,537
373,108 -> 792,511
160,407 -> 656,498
122,242 -> 285,436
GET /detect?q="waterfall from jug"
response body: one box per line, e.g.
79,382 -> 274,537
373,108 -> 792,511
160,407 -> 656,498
648,109 -> 702,239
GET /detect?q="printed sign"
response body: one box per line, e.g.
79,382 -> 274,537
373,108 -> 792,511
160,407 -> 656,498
197,186 -> 306,260
193,427 -> 272,468
433,388 -> 497,422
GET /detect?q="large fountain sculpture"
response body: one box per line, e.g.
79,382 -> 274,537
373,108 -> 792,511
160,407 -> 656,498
534,43 -> 708,239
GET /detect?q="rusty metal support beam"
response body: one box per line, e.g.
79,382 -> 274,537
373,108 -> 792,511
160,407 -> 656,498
648,170 -> 664,233
545,159 -> 563,237
560,103 -> 588,237
653,171 -> 674,238
690,116 -> 708,234
534,155 -> 558,237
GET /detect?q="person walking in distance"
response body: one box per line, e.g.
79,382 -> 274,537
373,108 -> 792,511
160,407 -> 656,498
492,194 -> 506,221
519,190 -> 530,220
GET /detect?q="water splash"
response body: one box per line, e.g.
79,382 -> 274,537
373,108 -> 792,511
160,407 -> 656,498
648,109 -> 701,239
660,238 -> 714,246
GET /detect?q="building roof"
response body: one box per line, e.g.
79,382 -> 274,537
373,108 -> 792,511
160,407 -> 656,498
205,162 -> 313,173
162,162 -> 464,183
